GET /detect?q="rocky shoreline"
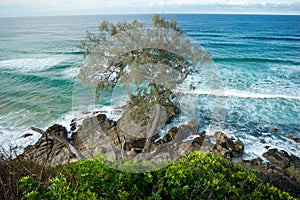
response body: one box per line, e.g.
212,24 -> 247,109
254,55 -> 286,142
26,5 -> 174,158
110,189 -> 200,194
19,111 -> 300,195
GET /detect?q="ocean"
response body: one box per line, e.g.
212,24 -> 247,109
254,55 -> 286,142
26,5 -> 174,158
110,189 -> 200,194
0,14 -> 299,160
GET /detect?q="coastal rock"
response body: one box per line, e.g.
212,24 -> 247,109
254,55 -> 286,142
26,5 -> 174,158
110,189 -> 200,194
162,127 -> 178,143
239,157 -> 300,197
271,127 -> 279,132
199,136 -> 215,153
174,125 -> 192,142
162,104 -> 180,123
262,148 -> 290,169
234,139 -> 244,154
285,166 -> 300,183
71,116 -> 121,161
263,148 -> 300,182
260,139 -> 266,144
70,120 -> 77,132
187,119 -> 199,133
47,124 -> 68,139
213,132 -> 244,159
19,124 -> 75,166
20,112 -> 243,169
288,136 -> 300,143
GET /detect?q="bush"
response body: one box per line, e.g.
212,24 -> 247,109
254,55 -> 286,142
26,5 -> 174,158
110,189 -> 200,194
18,152 -> 296,200
0,146 -> 57,200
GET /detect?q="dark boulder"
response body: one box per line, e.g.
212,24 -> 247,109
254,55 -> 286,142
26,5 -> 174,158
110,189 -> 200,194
70,120 -> 77,132
162,127 -> 178,143
262,148 -> 291,169
288,136 -> 300,143
46,124 -> 68,139
19,124 -> 75,166
187,119 -> 199,134
213,132 -> 244,159
234,139 -> 244,154
263,148 -> 300,182
162,104 -> 180,123
71,116 -> 121,161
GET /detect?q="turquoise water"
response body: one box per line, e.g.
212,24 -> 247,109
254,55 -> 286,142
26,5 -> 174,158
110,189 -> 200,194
0,14 -> 299,158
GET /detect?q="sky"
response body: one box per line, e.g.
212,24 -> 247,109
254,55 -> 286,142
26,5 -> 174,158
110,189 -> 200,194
0,0 -> 300,17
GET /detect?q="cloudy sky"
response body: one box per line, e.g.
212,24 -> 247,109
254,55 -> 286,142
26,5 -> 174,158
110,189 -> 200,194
0,0 -> 300,17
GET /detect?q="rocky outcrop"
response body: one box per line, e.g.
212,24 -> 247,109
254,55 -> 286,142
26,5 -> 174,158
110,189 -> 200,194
263,148 -> 300,182
18,113 -> 300,198
19,111 -> 248,167
213,132 -> 244,159
236,148 -> 300,197
288,136 -> 300,143
18,124 -> 76,166
19,110 -> 300,184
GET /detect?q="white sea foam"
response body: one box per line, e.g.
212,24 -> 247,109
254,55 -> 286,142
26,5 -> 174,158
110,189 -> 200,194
2,104 -> 299,162
58,105 -> 124,132
242,135 -> 300,161
0,56 -> 66,73
62,67 -> 80,79
177,88 -> 300,100
0,109 -> 45,155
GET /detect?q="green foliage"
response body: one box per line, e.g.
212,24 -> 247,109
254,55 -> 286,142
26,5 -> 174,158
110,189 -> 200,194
77,14 -> 207,110
152,13 -> 181,32
78,19 -> 144,59
0,146 -> 57,200
18,152 -> 296,200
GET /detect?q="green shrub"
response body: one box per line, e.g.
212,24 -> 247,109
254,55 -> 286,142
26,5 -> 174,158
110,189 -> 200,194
0,146 -> 57,200
18,152 -> 297,200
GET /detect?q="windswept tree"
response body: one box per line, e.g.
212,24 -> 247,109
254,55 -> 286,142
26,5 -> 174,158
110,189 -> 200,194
78,14 -> 212,152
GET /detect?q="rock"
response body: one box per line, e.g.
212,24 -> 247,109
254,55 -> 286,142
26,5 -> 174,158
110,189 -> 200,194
128,148 -> 143,155
272,127 -> 279,132
174,125 -> 193,142
19,124 -> 75,166
72,116 -> 121,161
234,139 -> 244,154
162,104 -> 180,123
117,110 -> 148,139
125,137 -> 146,151
20,114 -> 249,171
260,139 -> 266,144
19,133 -> 33,138
288,136 -> 300,143
262,148 -> 300,182
96,113 -> 107,124
214,132 -> 233,149
162,127 -> 178,143
46,124 -> 68,139
262,148 -> 291,169
213,132 -> 244,159
251,157 -> 264,165
285,166 -> 300,183
101,119 -> 115,131
214,143 -> 231,159
199,136 -> 215,153
70,120 -> 77,132
187,119 -> 199,134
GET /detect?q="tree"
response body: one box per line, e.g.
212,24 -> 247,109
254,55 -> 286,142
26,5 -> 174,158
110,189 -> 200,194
78,14 -> 211,152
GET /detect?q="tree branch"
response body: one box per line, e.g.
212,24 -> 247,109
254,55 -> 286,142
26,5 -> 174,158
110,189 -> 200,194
30,126 -> 86,159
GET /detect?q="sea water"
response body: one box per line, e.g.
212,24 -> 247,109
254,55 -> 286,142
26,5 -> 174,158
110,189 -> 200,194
0,14 -> 299,159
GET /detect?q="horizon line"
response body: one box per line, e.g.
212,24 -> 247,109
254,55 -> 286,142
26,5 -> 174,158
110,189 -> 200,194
1,12 -> 300,18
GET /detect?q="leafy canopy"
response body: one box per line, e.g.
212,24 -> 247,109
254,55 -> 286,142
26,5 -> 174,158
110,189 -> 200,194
77,14 -> 210,101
